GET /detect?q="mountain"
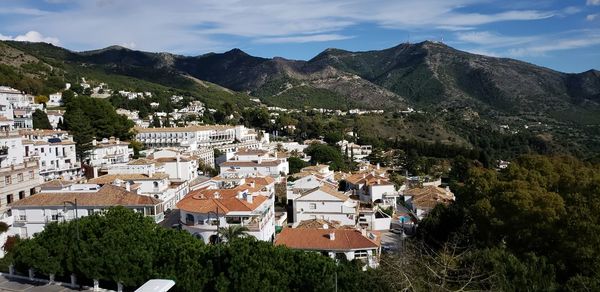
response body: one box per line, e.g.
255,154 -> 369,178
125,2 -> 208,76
1,40 -> 599,154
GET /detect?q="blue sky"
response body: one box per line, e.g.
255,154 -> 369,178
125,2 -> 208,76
0,0 -> 599,72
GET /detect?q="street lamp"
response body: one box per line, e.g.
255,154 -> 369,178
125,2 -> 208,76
63,200 -> 80,243
63,199 -> 80,289
207,209 -> 220,244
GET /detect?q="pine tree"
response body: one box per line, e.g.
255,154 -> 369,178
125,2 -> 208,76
151,115 -> 161,128
32,109 -> 52,129
68,109 -> 95,162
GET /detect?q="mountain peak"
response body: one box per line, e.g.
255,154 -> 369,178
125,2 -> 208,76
224,48 -> 249,56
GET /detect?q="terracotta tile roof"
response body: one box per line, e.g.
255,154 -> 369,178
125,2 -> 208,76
235,149 -> 269,156
19,129 -> 68,135
10,185 -> 161,207
275,228 -> 380,251
295,219 -> 354,229
127,158 -> 165,166
220,160 -> 284,167
154,157 -> 192,163
344,172 -> 390,186
176,189 -> 267,214
299,185 -> 350,201
404,186 -> 454,210
89,173 -> 169,184
177,176 -> 274,214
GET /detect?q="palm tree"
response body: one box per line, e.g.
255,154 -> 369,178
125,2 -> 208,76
217,225 -> 249,243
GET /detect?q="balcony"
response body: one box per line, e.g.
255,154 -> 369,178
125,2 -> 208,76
0,146 -> 8,158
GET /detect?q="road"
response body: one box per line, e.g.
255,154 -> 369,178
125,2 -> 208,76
160,209 -> 181,229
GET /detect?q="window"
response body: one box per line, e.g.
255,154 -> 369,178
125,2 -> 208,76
309,203 -> 317,210
4,176 -> 11,185
354,250 -> 369,259
17,173 -> 23,182
19,215 -> 27,221
6,194 -> 12,204
185,214 -> 195,225
51,214 -> 59,221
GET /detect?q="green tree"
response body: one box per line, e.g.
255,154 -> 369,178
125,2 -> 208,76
288,156 -> 309,174
217,225 -> 249,242
305,143 -> 347,171
32,109 -> 52,129
67,109 -> 95,161
150,115 -> 161,128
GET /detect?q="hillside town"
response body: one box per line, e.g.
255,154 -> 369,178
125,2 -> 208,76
0,83 -> 456,273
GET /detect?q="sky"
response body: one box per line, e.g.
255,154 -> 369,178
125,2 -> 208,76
0,0 -> 599,73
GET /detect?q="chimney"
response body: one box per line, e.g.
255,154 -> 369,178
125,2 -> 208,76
237,191 -> 244,199
125,181 -> 131,192
376,163 -> 380,170
246,194 -> 253,203
361,228 -> 367,237
214,192 -> 221,199
329,232 -> 335,241
92,139 -> 97,146
323,224 -> 329,229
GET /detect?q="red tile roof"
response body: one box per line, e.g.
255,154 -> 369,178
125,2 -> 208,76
10,185 -> 161,207
275,228 -> 380,251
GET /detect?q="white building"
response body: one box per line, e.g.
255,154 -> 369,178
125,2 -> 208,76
90,169 -> 186,211
343,172 -> 399,206
0,86 -> 33,108
219,149 -> 288,180
403,186 -> 455,219
0,123 -> 44,256
20,129 -> 81,181
177,176 -> 276,243
275,228 -> 381,268
45,110 -> 65,129
89,137 -> 131,177
151,149 -> 198,182
134,125 -> 258,151
48,92 -> 62,107
10,184 -> 164,238
337,140 -> 372,161
291,186 -> 357,226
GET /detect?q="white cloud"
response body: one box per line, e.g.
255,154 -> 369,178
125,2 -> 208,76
455,31 -> 537,47
587,14 -> 599,21
0,7 -> 50,16
587,0 -> 600,6
255,34 -> 353,44
0,31 -> 60,45
507,31 -> 600,57
0,0 -> 559,53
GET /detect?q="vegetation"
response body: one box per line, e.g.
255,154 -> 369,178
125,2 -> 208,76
32,109 -> 52,130
418,155 -> 600,290
304,143 -> 349,171
8,207 -> 379,291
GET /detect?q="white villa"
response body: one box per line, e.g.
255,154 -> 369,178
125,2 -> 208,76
177,176 -> 276,244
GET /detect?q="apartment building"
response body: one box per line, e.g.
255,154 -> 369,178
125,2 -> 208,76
134,125 -> 258,151
88,137 -> 131,177
290,185 -> 357,226
20,129 -> 81,181
177,176 -> 276,243
219,149 -> 288,180
10,184 -> 164,238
